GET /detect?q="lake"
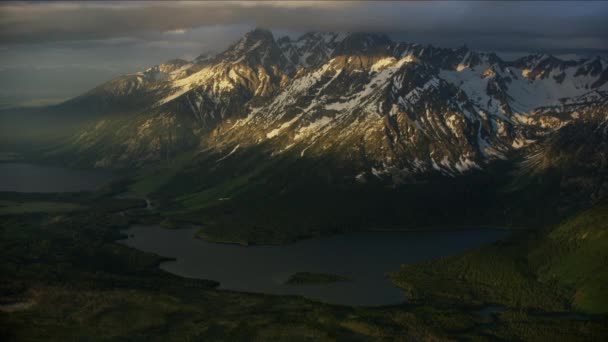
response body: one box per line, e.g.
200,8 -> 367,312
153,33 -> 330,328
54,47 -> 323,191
120,225 -> 510,306
0,163 -> 114,192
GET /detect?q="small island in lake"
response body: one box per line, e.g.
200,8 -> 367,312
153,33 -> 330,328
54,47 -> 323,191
285,272 -> 351,285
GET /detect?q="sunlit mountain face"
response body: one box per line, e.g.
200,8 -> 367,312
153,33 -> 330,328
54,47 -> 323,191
1,2 -> 607,341
31,28 -> 607,177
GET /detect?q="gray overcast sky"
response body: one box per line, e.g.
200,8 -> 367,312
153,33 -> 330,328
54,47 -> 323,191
1,1 -> 607,107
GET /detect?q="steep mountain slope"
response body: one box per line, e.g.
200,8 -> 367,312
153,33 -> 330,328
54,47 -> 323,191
214,54 -> 515,181
206,38 -> 607,182
4,28 -> 606,244
277,32 -> 346,69
48,29 -> 607,181
57,59 -> 193,115
54,29 -> 297,165
516,112 -> 608,213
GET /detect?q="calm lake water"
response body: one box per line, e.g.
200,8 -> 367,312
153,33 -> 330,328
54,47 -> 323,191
0,163 -> 114,192
120,225 -> 510,306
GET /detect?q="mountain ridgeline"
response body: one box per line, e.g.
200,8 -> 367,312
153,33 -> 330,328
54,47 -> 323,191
45,29 -> 606,174
5,28 -> 608,240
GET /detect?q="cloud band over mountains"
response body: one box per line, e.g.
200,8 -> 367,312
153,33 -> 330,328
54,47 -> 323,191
1,1 -> 607,108
1,1 -> 607,51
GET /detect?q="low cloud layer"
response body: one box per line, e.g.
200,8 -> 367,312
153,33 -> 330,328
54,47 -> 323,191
1,1 -> 607,50
1,1 -> 607,107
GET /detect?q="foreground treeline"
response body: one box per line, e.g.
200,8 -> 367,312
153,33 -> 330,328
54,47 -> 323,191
1,188 -> 607,340
393,202 -> 608,314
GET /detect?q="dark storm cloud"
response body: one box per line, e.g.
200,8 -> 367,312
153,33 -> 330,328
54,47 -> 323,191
1,1 -> 607,108
1,1 -> 607,51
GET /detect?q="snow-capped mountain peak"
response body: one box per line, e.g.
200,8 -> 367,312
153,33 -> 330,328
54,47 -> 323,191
62,28 -> 608,180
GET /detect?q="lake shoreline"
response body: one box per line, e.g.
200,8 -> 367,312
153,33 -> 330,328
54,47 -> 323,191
193,224 -> 519,247
120,225 -> 511,306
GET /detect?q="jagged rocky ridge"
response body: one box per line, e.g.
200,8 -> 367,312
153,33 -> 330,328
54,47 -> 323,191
63,28 -> 608,182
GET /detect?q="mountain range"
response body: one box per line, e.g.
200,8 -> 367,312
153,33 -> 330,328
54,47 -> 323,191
2,28 -> 607,242
47,29 -> 606,179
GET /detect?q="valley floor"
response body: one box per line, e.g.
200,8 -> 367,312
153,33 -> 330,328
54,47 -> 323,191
1,189 -> 607,341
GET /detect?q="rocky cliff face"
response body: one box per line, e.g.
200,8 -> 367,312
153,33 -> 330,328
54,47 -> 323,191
53,28 -> 607,183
